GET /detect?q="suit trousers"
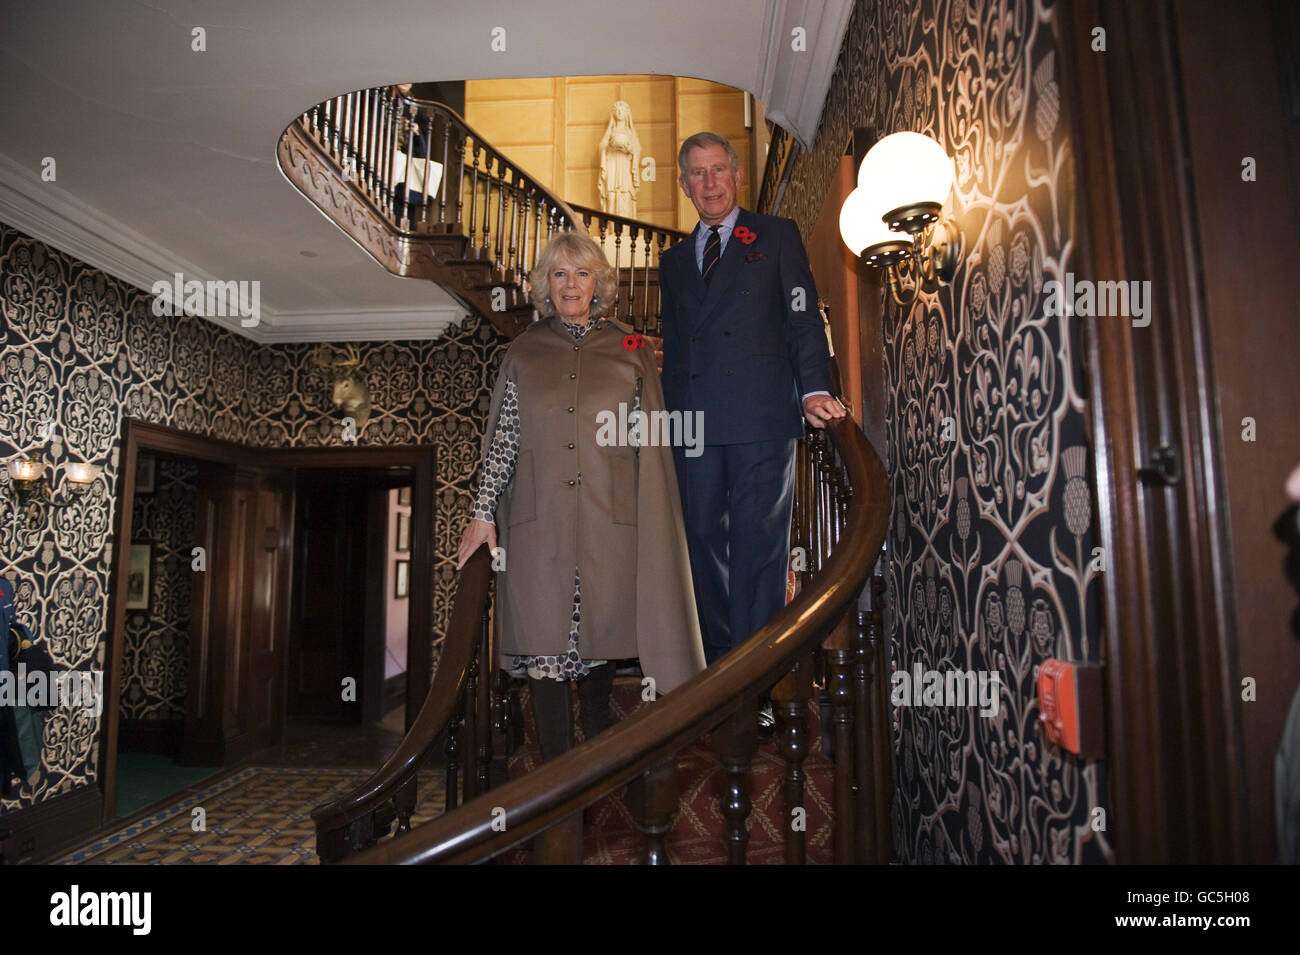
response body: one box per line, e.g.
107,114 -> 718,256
674,438 -> 797,664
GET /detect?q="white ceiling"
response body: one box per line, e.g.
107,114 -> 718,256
0,0 -> 851,342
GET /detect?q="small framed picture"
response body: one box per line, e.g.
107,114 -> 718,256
395,512 -> 410,553
397,486 -> 411,506
125,542 -> 153,612
135,453 -> 156,494
394,559 -> 410,599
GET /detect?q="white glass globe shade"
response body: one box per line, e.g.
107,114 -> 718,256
839,186 -> 910,256
856,132 -> 954,213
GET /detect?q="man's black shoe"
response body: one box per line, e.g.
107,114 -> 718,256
757,701 -> 777,741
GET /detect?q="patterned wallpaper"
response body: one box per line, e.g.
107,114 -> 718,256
0,222 -> 506,811
122,457 -> 198,723
779,0 -> 1110,863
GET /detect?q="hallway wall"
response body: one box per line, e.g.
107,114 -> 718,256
120,456 -> 198,743
0,221 -> 506,812
781,0 -> 1109,862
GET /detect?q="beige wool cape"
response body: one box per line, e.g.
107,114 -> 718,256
482,314 -> 706,695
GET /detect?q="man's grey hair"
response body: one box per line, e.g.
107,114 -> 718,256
677,132 -> 740,180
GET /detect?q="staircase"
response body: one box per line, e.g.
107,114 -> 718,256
286,86 -> 894,864
276,87 -> 684,340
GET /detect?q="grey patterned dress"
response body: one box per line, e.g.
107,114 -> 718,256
472,317 -> 640,681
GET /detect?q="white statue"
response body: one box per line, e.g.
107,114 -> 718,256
597,101 -> 642,218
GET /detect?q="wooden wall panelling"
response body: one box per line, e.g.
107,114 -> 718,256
1061,0 -> 1248,862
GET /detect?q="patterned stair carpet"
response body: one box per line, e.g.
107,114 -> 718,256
498,681 -> 837,865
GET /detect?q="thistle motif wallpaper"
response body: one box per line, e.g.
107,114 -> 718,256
780,0 -> 1110,863
0,222 -> 506,811
122,457 -> 198,724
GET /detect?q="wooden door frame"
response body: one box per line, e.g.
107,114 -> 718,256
1059,0 -> 1248,861
103,419 -> 436,824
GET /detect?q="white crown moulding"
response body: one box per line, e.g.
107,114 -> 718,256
0,152 -> 466,345
756,0 -> 855,149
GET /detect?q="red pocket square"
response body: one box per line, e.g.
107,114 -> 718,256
745,251 -> 768,263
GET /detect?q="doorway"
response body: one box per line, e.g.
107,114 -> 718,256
113,450 -> 219,817
102,420 -> 436,826
287,467 -> 412,729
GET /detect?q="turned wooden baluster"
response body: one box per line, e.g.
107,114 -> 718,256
394,775 -> 417,835
494,159 -> 508,267
357,89 -> 372,198
463,639 -> 480,800
399,108 -> 416,230
444,706 -> 462,811
652,233 -> 667,335
475,608 -> 493,796
467,144 -> 482,251
330,96 -> 344,161
452,126 -> 467,230
611,222 -> 623,319
504,179 -> 520,276
490,668 -> 511,788
771,651 -> 814,864
714,698 -> 758,864
479,153 -> 495,256
851,609 -> 875,863
629,754 -> 679,865
868,574 -> 893,861
823,616 -> 856,864
314,99 -> 327,146
532,200 -> 544,267
371,89 -> 385,203
421,115 -> 437,231
382,91 -> 398,218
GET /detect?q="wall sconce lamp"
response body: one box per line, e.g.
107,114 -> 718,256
4,455 -> 103,523
839,131 -> 962,311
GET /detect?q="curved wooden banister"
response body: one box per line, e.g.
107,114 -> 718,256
343,416 -> 889,865
280,88 -> 687,338
311,546 -> 492,862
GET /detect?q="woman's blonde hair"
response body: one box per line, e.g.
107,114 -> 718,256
529,231 -> 618,320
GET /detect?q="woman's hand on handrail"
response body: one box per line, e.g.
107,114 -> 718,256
456,518 -> 497,570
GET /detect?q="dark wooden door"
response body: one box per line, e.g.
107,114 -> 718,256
183,463 -> 292,764
243,470 -> 294,749
1061,0 -> 1300,862
288,471 -> 370,721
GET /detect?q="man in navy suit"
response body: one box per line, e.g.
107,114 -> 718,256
660,132 -> 846,722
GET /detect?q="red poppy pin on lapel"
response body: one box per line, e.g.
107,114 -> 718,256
733,226 -> 758,245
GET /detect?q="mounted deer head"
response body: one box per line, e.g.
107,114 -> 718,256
313,343 -> 373,432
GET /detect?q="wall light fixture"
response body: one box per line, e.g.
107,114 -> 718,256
839,131 -> 962,311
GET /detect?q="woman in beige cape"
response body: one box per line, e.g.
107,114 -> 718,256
457,231 -> 705,761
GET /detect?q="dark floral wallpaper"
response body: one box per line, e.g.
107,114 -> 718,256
779,0 -> 1110,863
0,221 -> 506,812
122,457 -> 198,723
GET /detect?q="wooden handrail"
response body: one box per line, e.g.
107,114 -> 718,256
343,416 -> 888,864
311,545 -> 492,862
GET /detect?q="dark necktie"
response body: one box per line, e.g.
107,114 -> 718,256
701,225 -> 721,283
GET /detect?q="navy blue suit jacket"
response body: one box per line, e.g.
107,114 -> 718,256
660,209 -> 832,445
